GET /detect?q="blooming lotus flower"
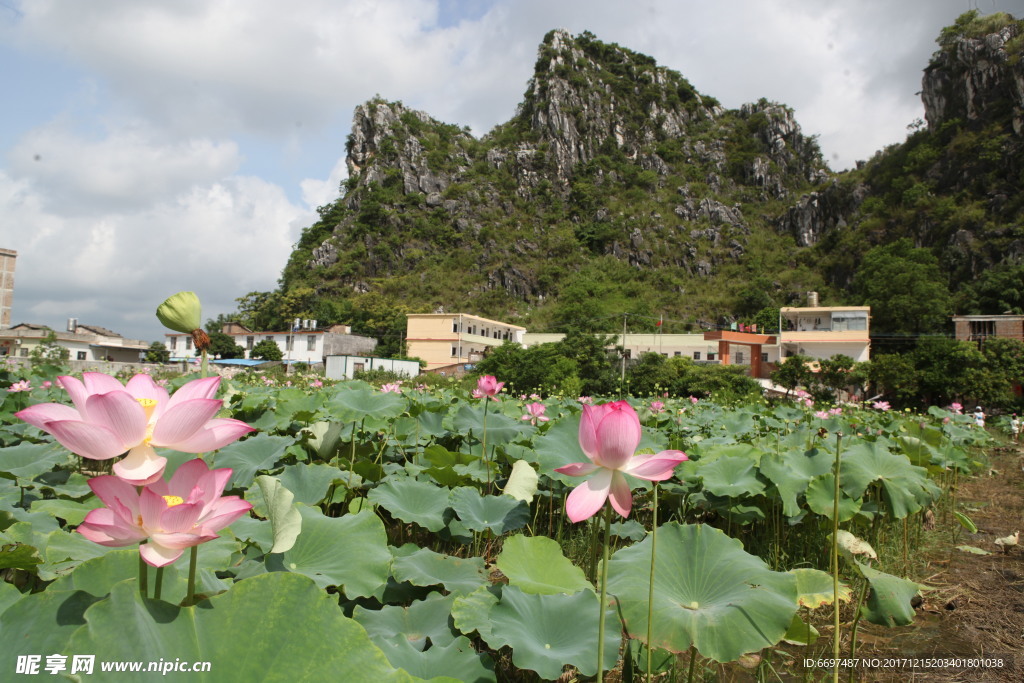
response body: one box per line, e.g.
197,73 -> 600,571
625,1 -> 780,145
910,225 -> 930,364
814,410 -> 829,419
380,382 -> 402,393
521,402 -> 550,425
872,400 -> 891,411
8,380 -> 31,392
77,459 -> 252,567
950,402 -> 963,415
829,407 -> 843,416
578,396 -> 593,405
15,372 -> 254,486
473,375 -> 504,400
689,396 -> 699,405
650,401 -> 665,414
555,401 -> 688,522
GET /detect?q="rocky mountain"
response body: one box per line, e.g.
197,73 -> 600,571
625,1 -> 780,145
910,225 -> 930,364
246,12 -> 1024,348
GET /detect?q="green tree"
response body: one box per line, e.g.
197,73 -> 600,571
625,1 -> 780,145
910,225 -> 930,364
770,355 -> 814,397
956,262 -> 1024,315
865,354 -> 919,406
814,354 -> 858,403
29,331 -> 70,365
144,342 -> 171,364
852,239 -> 951,338
250,339 -> 283,361
207,331 -> 245,359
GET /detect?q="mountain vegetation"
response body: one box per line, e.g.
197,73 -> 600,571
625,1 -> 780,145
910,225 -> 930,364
234,11 -> 1024,352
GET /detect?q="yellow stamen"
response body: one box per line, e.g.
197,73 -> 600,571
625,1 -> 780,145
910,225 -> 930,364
136,397 -> 158,420
162,495 -> 184,507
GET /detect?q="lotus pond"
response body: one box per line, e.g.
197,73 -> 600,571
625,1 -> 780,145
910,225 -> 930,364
0,362 -> 988,681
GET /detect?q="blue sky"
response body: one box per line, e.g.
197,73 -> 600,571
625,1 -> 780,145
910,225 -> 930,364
0,0 -> 1015,343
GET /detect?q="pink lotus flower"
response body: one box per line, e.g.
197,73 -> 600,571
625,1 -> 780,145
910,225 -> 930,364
814,410 -> 829,419
829,407 -> 843,416
473,375 -> 504,401
529,393 -> 541,400
8,380 -> 31,392
650,401 -> 665,414
77,459 -> 252,567
578,396 -> 593,405
950,402 -> 963,415
872,400 -> 891,411
15,373 -> 254,486
310,379 -> 323,388
42,381 -> 53,389
689,396 -> 699,405
555,401 -> 688,522
381,382 -> 403,393
521,402 -> 550,425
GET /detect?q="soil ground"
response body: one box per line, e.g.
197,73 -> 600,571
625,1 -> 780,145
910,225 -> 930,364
799,437 -> 1024,682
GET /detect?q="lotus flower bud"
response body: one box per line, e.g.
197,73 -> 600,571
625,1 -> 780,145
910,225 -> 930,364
157,292 -> 209,351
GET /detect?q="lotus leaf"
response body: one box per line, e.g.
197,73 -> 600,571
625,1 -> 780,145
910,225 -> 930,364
63,574 -> 428,681
391,547 -> 488,596
251,476 -> 302,553
211,433 -> 291,489
354,592 -> 459,650
788,568 -> 852,609
369,478 -> 451,532
503,460 -> 538,503
697,456 -> 765,498
483,586 -> 620,680
326,384 -> 408,422
841,440 -> 940,518
855,561 -> 921,627
376,636 -> 494,683
450,585 -> 500,641
495,535 -> 592,595
449,487 -> 529,535
607,523 -> 798,662
283,506 -> 391,596
804,474 -> 862,522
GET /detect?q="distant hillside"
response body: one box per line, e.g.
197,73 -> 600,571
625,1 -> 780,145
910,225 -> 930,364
236,12 -> 1024,353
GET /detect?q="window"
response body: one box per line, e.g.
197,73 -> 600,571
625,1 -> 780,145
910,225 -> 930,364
77,351 -> 87,360
169,337 -> 177,350
20,348 -> 28,357
693,352 -> 701,360
969,320 -> 996,338
246,336 -> 254,350
185,337 -> 192,350
286,335 -> 294,351
707,353 -> 716,361
452,345 -> 458,357
353,362 -> 364,373
307,335 -> 316,351
762,353 -> 769,362
266,336 -> 273,343
735,351 -> 744,363
452,321 -> 459,333
674,351 -> 681,357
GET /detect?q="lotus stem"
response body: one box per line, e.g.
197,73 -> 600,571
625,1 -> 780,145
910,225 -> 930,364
596,504 -> 612,683
647,484 -> 658,683
139,553 -> 148,598
832,432 -> 843,683
200,348 -> 208,379
482,399 -> 490,494
185,545 -> 198,606
847,560 -> 872,678
154,566 -> 164,601
687,644 -> 698,683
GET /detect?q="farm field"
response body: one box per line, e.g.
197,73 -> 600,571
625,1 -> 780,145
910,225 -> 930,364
0,362 -> 1018,682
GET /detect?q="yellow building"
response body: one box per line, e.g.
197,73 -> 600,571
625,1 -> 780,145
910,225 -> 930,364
406,313 -> 526,370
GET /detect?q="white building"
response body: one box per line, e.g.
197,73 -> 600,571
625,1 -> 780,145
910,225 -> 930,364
166,322 -> 377,364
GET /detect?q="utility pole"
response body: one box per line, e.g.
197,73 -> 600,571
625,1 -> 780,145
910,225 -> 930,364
620,313 -> 628,386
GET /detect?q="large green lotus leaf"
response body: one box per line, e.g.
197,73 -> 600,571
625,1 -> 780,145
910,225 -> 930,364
0,580 -> 22,617
277,462 -> 346,506
689,442 -> 763,466
34,470 -> 93,499
484,586 -> 620,680
782,613 -> 820,646
327,385 -> 408,422
48,549 -> 188,601
369,478 -> 451,533
788,568 -> 852,609
251,475 -> 302,554
0,589 -> 101,658
0,442 -> 69,482
804,474 -> 862,522
283,506 -> 390,596
855,561 -> 921,627
449,487 -> 529,535
757,447 -> 833,517
227,516 -> 274,552
65,574 -> 428,682
697,457 -> 765,498
841,440 -> 938,518
532,415 -> 586,484
29,497 -> 101,526
607,523 -> 798,663
0,541 -> 41,571
720,410 -> 758,438
453,404 -> 529,447
276,390 -> 325,424
450,585 -> 500,641
495,534 -> 592,595
211,433 -> 292,489
377,636 -> 494,683
354,592 -> 458,650
301,420 -> 344,459
391,547 -> 488,596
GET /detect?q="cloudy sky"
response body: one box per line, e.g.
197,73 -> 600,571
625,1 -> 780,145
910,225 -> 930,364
0,0 -> 1014,343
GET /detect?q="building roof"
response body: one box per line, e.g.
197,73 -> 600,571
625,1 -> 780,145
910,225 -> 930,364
407,312 -> 527,330
780,306 -> 870,314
